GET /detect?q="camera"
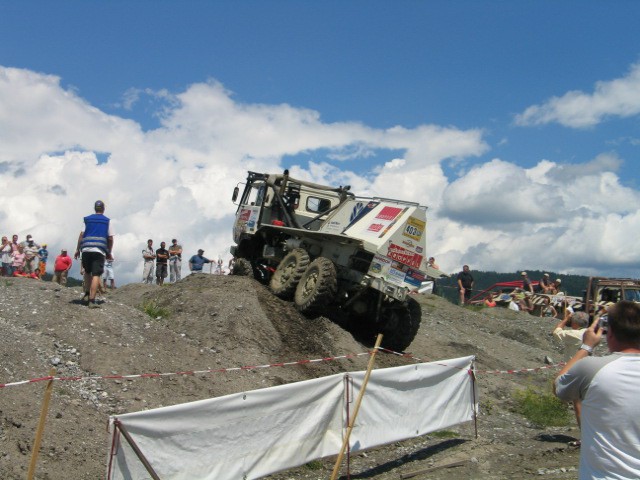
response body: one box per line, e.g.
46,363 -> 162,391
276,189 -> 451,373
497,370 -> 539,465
599,314 -> 609,335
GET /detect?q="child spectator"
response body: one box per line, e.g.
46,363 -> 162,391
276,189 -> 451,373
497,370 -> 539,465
484,292 -> 497,308
103,258 -> 116,289
38,244 -> 48,278
11,245 -> 26,275
540,297 -> 558,318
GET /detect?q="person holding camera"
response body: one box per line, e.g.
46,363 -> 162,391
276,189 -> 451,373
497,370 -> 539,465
555,301 -> 640,478
553,310 -> 589,361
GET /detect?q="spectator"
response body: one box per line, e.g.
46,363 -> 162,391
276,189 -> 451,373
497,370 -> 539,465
189,249 -> 213,273
555,301 -> 640,478
484,292 -> 497,308
511,288 -> 533,312
103,257 -> 116,289
53,249 -> 73,285
553,311 -> 589,361
538,273 -> 553,293
215,257 -> 225,275
539,297 -> 558,319
75,200 -> 114,308
508,294 -> 521,311
427,257 -> 441,294
521,271 -> 534,293
10,234 -> 19,253
11,245 -> 26,275
168,238 -> 183,283
550,278 -> 563,295
0,236 -> 12,276
22,235 -> 40,275
457,265 -> 474,305
38,243 -> 48,279
141,239 -> 156,284
155,241 -> 169,286
553,310 -> 590,439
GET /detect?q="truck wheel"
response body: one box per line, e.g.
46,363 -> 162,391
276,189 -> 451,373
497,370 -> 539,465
270,248 -> 310,299
294,257 -> 337,314
379,298 -> 421,352
231,258 -> 252,276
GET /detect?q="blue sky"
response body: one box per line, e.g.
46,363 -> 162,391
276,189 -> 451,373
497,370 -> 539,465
1,1 -> 639,283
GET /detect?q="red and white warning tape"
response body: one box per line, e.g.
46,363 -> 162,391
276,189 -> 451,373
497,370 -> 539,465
378,348 -> 566,374
0,348 -> 564,390
0,352 -> 372,389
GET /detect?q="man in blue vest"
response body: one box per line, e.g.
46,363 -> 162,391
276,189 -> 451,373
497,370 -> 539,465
75,200 -> 114,308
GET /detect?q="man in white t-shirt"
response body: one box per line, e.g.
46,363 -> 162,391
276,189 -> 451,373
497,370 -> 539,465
555,301 -> 640,479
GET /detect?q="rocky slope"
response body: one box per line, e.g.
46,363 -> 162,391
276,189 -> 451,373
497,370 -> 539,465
0,275 -> 585,479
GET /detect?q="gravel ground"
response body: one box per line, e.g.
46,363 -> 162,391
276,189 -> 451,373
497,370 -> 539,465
0,274 -> 590,479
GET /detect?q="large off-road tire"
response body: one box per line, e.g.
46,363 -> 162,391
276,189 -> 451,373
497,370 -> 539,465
231,258 -> 252,276
270,249 -> 310,299
294,257 -> 337,314
378,297 -> 422,352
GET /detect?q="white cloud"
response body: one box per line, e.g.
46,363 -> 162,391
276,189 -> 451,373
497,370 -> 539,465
1,66 -> 638,282
515,63 -> 640,128
429,155 -> 640,277
0,66 -> 488,284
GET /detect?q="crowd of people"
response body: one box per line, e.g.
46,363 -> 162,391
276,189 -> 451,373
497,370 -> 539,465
458,268 -> 567,314
2,212 -> 227,292
0,234 -> 49,279
141,240 -> 227,286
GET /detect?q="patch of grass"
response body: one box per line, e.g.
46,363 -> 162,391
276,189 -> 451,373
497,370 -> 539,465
4,279 -> 12,287
141,300 -> 170,319
304,460 -> 323,471
464,304 -> 485,312
513,386 -> 571,427
430,429 -> 458,438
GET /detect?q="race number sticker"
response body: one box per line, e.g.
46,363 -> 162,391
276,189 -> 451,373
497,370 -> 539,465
403,217 -> 425,241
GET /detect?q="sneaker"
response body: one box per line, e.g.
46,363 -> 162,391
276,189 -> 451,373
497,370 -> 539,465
81,292 -> 90,305
88,301 -> 100,309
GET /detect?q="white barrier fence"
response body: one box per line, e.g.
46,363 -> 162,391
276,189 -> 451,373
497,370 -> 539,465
107,355 -> 476,480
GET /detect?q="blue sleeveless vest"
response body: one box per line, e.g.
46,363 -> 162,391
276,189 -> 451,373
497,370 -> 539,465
80,214 -> 110,253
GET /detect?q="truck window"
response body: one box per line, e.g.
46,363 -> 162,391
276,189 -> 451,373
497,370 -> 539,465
244,183 -> 265,206
307,197 -> 332,213
624,289 -> 640,302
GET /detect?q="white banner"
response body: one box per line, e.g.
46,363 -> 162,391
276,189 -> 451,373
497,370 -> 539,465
108,356 -> 476,480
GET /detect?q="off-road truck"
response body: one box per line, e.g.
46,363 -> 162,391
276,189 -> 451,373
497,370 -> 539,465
583,277 -> 640,317
230,170 -> 444,351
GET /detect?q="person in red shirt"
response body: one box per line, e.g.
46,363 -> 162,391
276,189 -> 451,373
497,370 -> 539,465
53,249 -> 73,286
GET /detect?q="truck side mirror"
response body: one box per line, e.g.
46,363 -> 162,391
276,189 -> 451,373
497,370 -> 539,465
232,186 -> 239,203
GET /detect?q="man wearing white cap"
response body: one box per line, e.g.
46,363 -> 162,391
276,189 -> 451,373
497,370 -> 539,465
521,271 -> 534,294
538,273 -> 553,294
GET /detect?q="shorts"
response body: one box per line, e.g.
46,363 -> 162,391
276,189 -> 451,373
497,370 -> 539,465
156,263 -> 168,278
81,251 -> 105,277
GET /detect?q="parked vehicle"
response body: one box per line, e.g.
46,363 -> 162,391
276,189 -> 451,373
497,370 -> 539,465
583,277 -> 640,317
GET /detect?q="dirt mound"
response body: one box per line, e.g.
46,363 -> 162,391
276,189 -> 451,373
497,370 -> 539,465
0,275 -> 583,479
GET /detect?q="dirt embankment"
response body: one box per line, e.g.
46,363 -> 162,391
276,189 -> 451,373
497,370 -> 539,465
0,275 -> 582,479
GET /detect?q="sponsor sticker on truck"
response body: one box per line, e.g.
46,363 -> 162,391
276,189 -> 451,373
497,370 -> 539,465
387,243 -> 423,269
